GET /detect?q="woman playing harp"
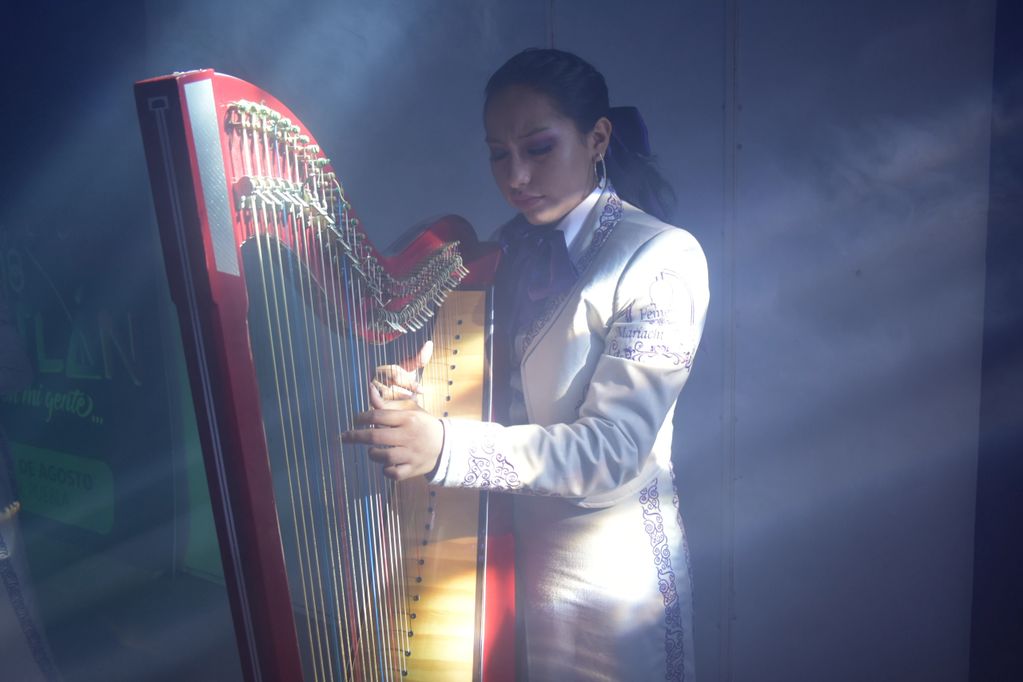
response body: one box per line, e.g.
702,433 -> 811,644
344,48 -> 709,681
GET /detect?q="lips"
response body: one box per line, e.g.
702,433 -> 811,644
511,193 -> 544,211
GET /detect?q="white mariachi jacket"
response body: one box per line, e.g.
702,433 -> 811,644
430,189 -> 709,507
431,188 -> 708,681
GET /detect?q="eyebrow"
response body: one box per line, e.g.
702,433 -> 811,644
484,126 -> 552,144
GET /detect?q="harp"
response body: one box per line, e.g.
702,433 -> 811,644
134,70 -> 514,681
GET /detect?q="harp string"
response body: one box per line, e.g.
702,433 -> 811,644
343,236 -> 376,679
246,110 -> 337,680
305,147 -> 353,681
301,124 -> 364,681
267,196 -> 329,678
290,183 -> 345,679
229,99 -> 466,680
236,119 -> 330,674
269,116 -> 334,681
318,183 -> 359,682
320,197 -> 354,680
342,196 -> 396,680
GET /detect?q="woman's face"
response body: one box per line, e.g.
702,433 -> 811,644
485,86 -> 609,225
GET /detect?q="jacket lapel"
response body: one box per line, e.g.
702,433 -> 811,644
517,188 -> 625,362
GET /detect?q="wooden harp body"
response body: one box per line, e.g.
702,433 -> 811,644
134,70 -> 513,681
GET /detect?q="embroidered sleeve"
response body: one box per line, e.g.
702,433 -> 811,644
430,420 -> 526,492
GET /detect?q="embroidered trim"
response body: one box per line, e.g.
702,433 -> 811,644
0,528 -> 62,681
518,192 -> 624,355
607,340 -> 693,367
578,191 -> 622,273
640,478 -> 686,681
461,425 -> 522,490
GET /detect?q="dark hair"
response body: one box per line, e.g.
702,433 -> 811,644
485,48 -> 677,223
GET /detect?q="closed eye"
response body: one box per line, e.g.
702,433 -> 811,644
488,149 -> 509,162
528,144 -> 553,156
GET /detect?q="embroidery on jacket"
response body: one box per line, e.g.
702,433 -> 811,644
0,530 -> 61,681
518,191 -> 624,356
461,424 -> 522,490
640,478 -> 686,681
607,270 -> 695,368
607,338 -> 694,367
577,190 -> 623,272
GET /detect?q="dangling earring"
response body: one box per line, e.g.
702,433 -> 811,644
594,153 -> 607,190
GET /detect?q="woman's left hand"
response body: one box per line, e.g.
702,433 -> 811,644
342,383 -> 444,481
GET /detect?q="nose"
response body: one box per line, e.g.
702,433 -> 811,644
508,155 -> 530,189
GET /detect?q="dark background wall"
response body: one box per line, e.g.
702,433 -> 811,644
0,1 -> 1017,681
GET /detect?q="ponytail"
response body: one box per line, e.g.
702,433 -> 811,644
605,106 -> 677,224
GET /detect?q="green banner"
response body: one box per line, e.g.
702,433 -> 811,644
11,442 -> 114,534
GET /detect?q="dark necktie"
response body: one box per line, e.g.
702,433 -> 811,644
498,224 -> 578,338
504,224 -> 577,301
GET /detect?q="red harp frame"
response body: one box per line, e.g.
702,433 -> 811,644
134,70 -> 514,681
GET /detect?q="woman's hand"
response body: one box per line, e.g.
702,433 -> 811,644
344,341 -> 443,481
342,382 -> 444,481
371,340 -> 432,399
